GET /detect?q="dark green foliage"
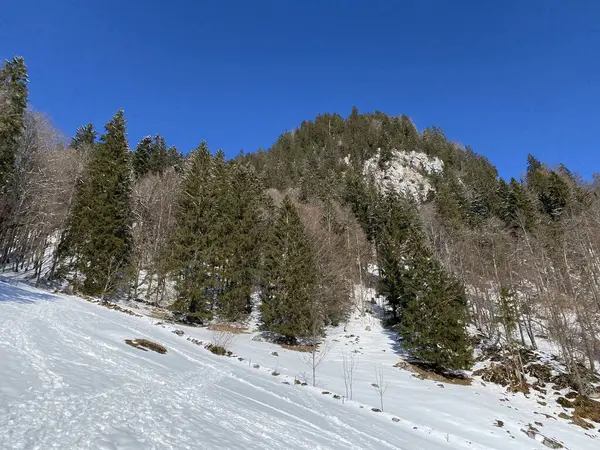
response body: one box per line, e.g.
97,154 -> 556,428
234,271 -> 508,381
70,123 -> 97,149
433,173 -> 470,228
525,154 -> 571,220
374,194 -> 472,369
62,110 -> 133,296
498,178 -> 537,233
215,161 -> 265,320
399,259 -> 473,370
133,134 -> 183,178
260,197 -> 319,342
169,144 -> 266,322
375,195 -> 422,320
169,142 -> 215,320
0,57 -> 28,189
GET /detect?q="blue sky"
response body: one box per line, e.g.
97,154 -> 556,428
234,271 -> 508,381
1,1 -> 599,179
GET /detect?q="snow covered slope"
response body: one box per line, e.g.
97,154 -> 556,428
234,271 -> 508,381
0,281 -> 454,450
0,281 -> 597,449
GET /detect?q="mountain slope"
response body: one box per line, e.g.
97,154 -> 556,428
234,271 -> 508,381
0,281 -> 453,450
1,280 -> 596,449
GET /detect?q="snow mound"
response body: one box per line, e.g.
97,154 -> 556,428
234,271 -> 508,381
363,149 -> 443,202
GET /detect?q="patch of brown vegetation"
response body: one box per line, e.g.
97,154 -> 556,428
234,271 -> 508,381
473,364 -> 529,393
570,414 -> 595,430
205,343 -> 229,356
207,324 -> 248,334
573,396 -> 600,424
526,363 -> 552,383
395,361 -> 472,386
556,397 -> 574,409
125,338 -> 167,354
280,344 -> 314,353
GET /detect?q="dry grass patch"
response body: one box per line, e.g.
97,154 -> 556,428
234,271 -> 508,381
280,343 -> 315,353
395,361 -> 472,386
125,338 -> 167,354
207,324 -> 248,334
150,310 -> 168,319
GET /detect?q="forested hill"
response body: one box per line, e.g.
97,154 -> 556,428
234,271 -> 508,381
1,57 -> 599,396
241,106 -> 600,384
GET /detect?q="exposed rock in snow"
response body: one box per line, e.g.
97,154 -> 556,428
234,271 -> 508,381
362,149 -> 443,202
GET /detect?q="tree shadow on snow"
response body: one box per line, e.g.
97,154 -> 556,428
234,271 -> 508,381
0,281 -> 56,304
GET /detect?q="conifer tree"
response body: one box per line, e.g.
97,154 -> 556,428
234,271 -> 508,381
0,57 -> 28,189
375,194 -> 472,369
376,195 -> 422,321
169,142 -> 215,321
132,136 -> 153,178
62,110 -> 133,297
214,161 -> 265,321
399,256 -> 473,370
70,123 -> 97,150
133,134 -> 183,178
260,197 -> 319,343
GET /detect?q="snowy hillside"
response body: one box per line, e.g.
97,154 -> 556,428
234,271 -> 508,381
0,280 -> 597,450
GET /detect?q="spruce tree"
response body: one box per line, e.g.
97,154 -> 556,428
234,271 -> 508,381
70,123 -> 97,150
214,161 -> 265,321
133,134 -> 183,178
374,194 -> 472,369
132,136 -> 153,178
399,257 -> 473,370
260,197 -> 319,343
63,110 -> 133,297
0,57 -> 28,189
376,195 -> 422,321
169,142 -> 215,321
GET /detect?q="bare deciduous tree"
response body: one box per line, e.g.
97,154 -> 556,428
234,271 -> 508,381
372,364 -> 389,412
342,351 -> 359,400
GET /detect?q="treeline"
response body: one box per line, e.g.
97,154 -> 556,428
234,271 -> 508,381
0,58 -> 370,353
2,57 -> 598,378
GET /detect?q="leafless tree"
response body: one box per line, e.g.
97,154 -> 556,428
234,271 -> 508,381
372,364 -> 388,412
342,351 -> 359,400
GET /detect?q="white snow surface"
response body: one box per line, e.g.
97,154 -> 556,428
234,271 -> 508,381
362,149 -> 443,202
0,280 -> 597,450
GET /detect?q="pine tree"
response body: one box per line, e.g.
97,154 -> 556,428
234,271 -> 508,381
376,195 -> 422,321
0,57 -> 28,189
133,134 -> 183,178
169,141 -> 215,321
260,197 -> 319,343
214,161 -> 265,321
70,123 -> 97,150
132,136 -> 153,178
399,257 -> 473,370
62,110 -> 133,297
374,195 -> 472,369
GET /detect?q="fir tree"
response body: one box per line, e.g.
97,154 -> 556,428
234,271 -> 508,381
169,141 -> 215,321
70,123 -> 97,150
375,195 -> 472,369
133,134 -> 184,178
0,57 -> 28,189
132,136 -> 153,178
260,197 -> 319,343
63,110 -> 133,297
214,161 -> 266,321
399,257 -> 473,370
375,195 -> 421,321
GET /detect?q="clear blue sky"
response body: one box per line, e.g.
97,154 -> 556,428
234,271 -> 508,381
1,0 -> 599,179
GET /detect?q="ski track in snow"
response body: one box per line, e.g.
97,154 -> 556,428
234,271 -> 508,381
0,281 -> 462,450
